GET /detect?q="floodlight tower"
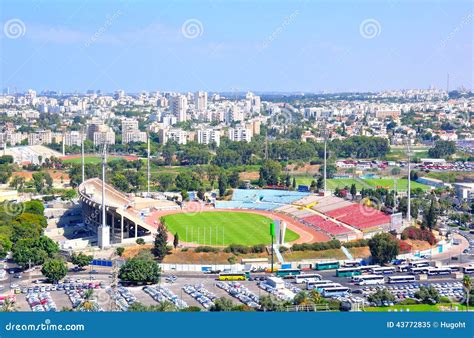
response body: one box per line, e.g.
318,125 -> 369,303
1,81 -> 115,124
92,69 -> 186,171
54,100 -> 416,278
147,133 -> 151,196
98,141 -> 110,249
81,127 -> 85,185
406,139 -> 412,226
323,121 -> 328,194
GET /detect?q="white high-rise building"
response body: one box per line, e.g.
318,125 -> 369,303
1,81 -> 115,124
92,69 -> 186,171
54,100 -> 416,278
64,130 -> 85,147
121,118 -> 139,133
194,91 -> 208,112
197,128 -> 220,146
228,127 -> 252,142
172,95 -> 188,122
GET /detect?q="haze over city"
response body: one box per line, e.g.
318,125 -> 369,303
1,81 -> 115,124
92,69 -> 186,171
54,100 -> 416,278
1,0 -> 473,93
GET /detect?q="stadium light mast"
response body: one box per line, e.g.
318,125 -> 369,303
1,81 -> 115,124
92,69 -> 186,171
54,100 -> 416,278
323,121 -> 328,194
147,133 -> 151,195
81,127 -> 85,185
98,141 -> 110,249
406,139 -> 412,226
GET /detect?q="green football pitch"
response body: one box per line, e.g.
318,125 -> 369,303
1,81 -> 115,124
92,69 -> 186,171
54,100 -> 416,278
161,211 -> 300,246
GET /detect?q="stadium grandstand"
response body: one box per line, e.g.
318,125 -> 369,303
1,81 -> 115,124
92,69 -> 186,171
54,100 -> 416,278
78,178 -> 179,246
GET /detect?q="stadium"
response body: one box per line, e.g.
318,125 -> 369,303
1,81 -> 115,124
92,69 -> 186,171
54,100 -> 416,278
77,178 -> 402,249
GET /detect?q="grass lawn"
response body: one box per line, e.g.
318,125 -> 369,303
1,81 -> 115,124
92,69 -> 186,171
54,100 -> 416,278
363,178 -> 430,191
364,303 -> 464,312
62,156 -> 125,164
161,211 -> 299,246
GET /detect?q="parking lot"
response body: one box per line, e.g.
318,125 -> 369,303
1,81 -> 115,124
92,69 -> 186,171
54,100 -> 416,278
3,266 -> 471,312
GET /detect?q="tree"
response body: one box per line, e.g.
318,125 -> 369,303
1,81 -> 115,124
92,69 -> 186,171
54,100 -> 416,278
423,196 -> 438,230
428,141 -> 456,158
368,233 -> 399,265
173,232 -> 179,249
153,223 -> 169,262
367,289 -> 395,304
350,184 -> 357,199
118,256 -> 161,284
285,174 -> 291,188
155,173 -> 174,191
0,235 -> 12,259
210,297 -> 234,311
41,259 -> 68,283
292,177 -> 296,189
180,190 -> 189,201
116,247 -> 125,257
0,298 -> 17,312
197,188 -> 205,201
316,176 -> 324,190
391,167 -> 401,176
218,173 -> 228,197
228,171 -> 240,188
415,286 -> 440,304
259,295 -> 291,311
463,275 -> 472,311
71,253 -> 93,270
259,160 -> 282,186
136,238 -> 145,245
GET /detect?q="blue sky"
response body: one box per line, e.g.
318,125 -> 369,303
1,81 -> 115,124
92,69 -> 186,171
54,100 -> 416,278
0,0 -> 472,93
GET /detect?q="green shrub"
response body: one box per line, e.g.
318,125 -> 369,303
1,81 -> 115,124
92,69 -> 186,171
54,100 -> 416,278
194,246 -> 220,253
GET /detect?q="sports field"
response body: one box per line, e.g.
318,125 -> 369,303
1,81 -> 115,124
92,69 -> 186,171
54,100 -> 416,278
61,155 -> 138,164
295,176 -> 430,192
161,211 -> 300,245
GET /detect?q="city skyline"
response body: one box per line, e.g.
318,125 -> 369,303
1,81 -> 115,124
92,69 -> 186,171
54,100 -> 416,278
1,0 -> 472,93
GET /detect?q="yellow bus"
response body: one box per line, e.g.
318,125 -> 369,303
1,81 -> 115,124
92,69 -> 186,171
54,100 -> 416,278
218,272 -> 249,281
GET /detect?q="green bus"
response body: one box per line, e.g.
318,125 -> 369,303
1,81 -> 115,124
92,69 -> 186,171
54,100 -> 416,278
276,268 -> 301,278
336,267 -> 362,277
314,261 -> 340,271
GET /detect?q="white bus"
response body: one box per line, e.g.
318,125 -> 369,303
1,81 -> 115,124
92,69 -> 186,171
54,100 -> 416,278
448,265 -> 461,272
352,274 -> 385,285
322,287 -> 350,297
370,267 -> 396,275
427,267 -> 452,276
409,260 -> 430,268
410,267 -> 430,274
342,260 -> 361,268
306,280 -> 337,290
397,264 -> 410,272
388,275 -> 417,284
316,283 -> 343,292
463,266 -> 474,274
360,265 -> 381,272
294,273 -> 322,284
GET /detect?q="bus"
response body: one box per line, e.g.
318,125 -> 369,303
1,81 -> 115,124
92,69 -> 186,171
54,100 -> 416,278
410,267 -> 430,275
314,261 -> 340,271
294,273 -> 322,284
388,275 -> 417,284
321,287 -> 350,297
352,274 -> 385,285
276,268 -> 301,278
397,264 -> 410,272
306,280 -> 337,290
448,265 -> 461,272
360,265 -> 381,273
409,260 -> 430,268
463,266 -> 474,274
426,267 -> 452,276
336,267 -> 362,277
342,260 -> 361,268
218,272 -> 249,281
370,267 -> 396,275
315,283 -> 343,292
